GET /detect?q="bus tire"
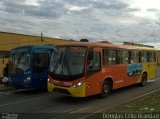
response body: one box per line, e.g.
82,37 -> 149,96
140,73 -> 147,87
100,80 -> 111,98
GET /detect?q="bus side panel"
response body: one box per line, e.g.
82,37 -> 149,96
85,65 -> 127,97
147,62 -> 157,80
137,62 -> 157,83
105,65 -> 126,90
85,71 -> 103,97
108,64 -> 141,89
124,63 -> 142,86
32,72 -> 48,89
85,62 -> 157,97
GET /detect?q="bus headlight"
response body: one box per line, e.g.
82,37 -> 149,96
27,77 -> 31,81
73,81 -> 83,88
24,77 -> 31,83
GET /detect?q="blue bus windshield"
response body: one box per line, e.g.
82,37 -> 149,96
9,52 -> 31,73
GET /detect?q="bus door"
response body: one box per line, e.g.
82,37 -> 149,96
126,50 -> 142,86
85,48 -> 102,96
33,53 -> 49,89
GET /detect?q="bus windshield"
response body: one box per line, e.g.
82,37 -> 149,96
49,46 -> 86,80
9,53 -> 31,73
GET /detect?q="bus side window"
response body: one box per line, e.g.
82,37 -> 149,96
103,49 -> 116,65
148,51 -> 155,62
34,53 -> 49,73
129,50 -> 139,64
153,51 -> 156,62
141,51 -> 147,63
87,51 -> 101,72
123,50 -> 129,64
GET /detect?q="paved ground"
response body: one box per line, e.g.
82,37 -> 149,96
0,84 -> 8,90
0,84 -> 13,92
0,67 -> 159,119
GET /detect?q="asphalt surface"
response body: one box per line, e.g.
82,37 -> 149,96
0,67 -> 160,119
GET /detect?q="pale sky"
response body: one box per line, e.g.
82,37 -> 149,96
0,0 -> 160,47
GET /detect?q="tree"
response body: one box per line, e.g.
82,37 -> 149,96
80,39 -> 89,42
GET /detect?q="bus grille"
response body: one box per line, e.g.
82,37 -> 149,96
53,88 -> 70,95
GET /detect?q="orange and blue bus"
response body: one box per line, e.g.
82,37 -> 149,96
48,42 -> 157,97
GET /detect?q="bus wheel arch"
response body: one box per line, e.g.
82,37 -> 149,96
100,78 -> 113,98
140,72 -> 147,87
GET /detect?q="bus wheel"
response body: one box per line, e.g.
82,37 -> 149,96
100,80 -> 111,98
140,73 -> 147,87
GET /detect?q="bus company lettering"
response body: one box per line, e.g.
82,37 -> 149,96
115,80 -> 124,84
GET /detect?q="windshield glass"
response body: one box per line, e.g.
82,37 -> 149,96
9,53 -> 31,73
49,46 -> 86,76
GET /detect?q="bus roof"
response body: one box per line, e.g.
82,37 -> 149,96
11,45 -> 54,50
56,42 -> 156,51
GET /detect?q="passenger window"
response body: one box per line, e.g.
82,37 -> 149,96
141,51 -> 148,63
103,49 -> 116,65
148,51 -> 155,62
87,51 -> 101,72
153,52 -> 156,62
34,53 -> 49,73
123,50 -> 129,64
129,51 -> 139,64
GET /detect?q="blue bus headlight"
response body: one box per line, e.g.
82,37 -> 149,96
24,77 -> 31,83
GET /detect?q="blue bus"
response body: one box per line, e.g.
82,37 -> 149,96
8,45 -> 54,90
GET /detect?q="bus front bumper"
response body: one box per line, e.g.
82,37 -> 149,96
48,82 -> 85,97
